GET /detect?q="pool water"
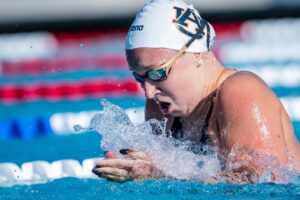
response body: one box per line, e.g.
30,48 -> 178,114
1,178 -> 300,200
1,18 -> 300,199
0,124 -> 299,199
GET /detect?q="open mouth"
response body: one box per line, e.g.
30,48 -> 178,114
159,101 -> 171,114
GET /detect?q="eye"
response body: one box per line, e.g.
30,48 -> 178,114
148,70 -> 163,80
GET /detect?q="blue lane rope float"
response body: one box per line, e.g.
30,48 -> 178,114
0,116 -> 54,139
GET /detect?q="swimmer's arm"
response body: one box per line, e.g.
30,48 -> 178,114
217,72 -> 289,181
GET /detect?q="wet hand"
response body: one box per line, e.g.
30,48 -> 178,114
92,149 -> 163,182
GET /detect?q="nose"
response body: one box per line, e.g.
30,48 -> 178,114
143,79 -> 159,99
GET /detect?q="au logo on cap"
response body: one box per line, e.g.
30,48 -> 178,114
173,7 -> 205,39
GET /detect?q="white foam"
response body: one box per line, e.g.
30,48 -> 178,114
84,99 -> 221,181
50,108 -> 144,135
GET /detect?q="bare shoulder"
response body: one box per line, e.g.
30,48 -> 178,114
215,70 -> 289,167
217,70 -> 280,110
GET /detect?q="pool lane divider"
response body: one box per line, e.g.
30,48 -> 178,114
0,69 -> 132,84
1,95 -> 300,139
1,54 -> 128,76
0,107 -> 144,139
44,98 -> 300,135
49,107 -> 145,135
0,117 -> 53,139
0,79 -> 142,104
227,63 -> 300,88
0,22 -> 244,77
0,157 -> 102,186
0,97 -> 146,119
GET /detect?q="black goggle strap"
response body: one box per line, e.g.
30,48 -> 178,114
201,19 -> 211,51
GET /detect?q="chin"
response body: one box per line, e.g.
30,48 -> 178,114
170,110 -> 188,117
169,104 -> 191,117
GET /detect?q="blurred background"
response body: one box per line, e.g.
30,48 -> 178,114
0,0 -> 300,170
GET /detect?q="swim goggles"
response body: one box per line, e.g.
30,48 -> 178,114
132,18 -> 210,85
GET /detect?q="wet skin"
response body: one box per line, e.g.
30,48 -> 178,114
93,48 -> 300,183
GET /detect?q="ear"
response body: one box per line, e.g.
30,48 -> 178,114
193,53 -> 204,67
193,53 -> 201,59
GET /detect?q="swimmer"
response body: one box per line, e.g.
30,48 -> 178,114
92,0 -> 300,183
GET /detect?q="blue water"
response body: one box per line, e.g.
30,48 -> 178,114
1,126 -> 300,199
0,87 -> 299,199
0,178 -> 299,200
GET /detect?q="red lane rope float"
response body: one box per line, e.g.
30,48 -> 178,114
52,24 -> 242,44
1,54 -> 128,76
0,79 -> 142,103
212,22 -> 243,39
53,29 -> 128,44
211,21 -> 243,59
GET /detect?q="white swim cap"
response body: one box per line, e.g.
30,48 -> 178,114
125,0 -> 216,53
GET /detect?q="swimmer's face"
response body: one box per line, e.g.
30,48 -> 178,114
126,48 -> 205,117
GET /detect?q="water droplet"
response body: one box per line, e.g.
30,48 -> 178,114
73,125 -> 83,132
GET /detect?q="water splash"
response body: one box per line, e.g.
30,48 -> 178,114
225,143 -> 299,184
75,99 -> 221,181
74,99 -> 300,183
252,103 -> 270,142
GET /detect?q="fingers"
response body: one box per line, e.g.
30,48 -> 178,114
102,174 -> 129,183
92,167 -> 130,183
104,151 -> 118,159
128,151 -> 149,160
92,149 -> 155,182
94,167 -> 129,177
95,159 -> 136,169
120,149 -> 149,160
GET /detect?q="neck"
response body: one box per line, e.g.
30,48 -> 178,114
202,54 -> 225,97
181,61 -> 226,137
184,55 -> 226,120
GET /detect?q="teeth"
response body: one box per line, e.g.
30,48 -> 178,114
153,97 -> 160,104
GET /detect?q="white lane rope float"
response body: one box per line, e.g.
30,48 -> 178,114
0,157 -> 102,187
49,98 -> 300,135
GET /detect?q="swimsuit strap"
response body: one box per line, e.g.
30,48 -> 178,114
201,68 -> 232,142
211,68 -> 230,93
